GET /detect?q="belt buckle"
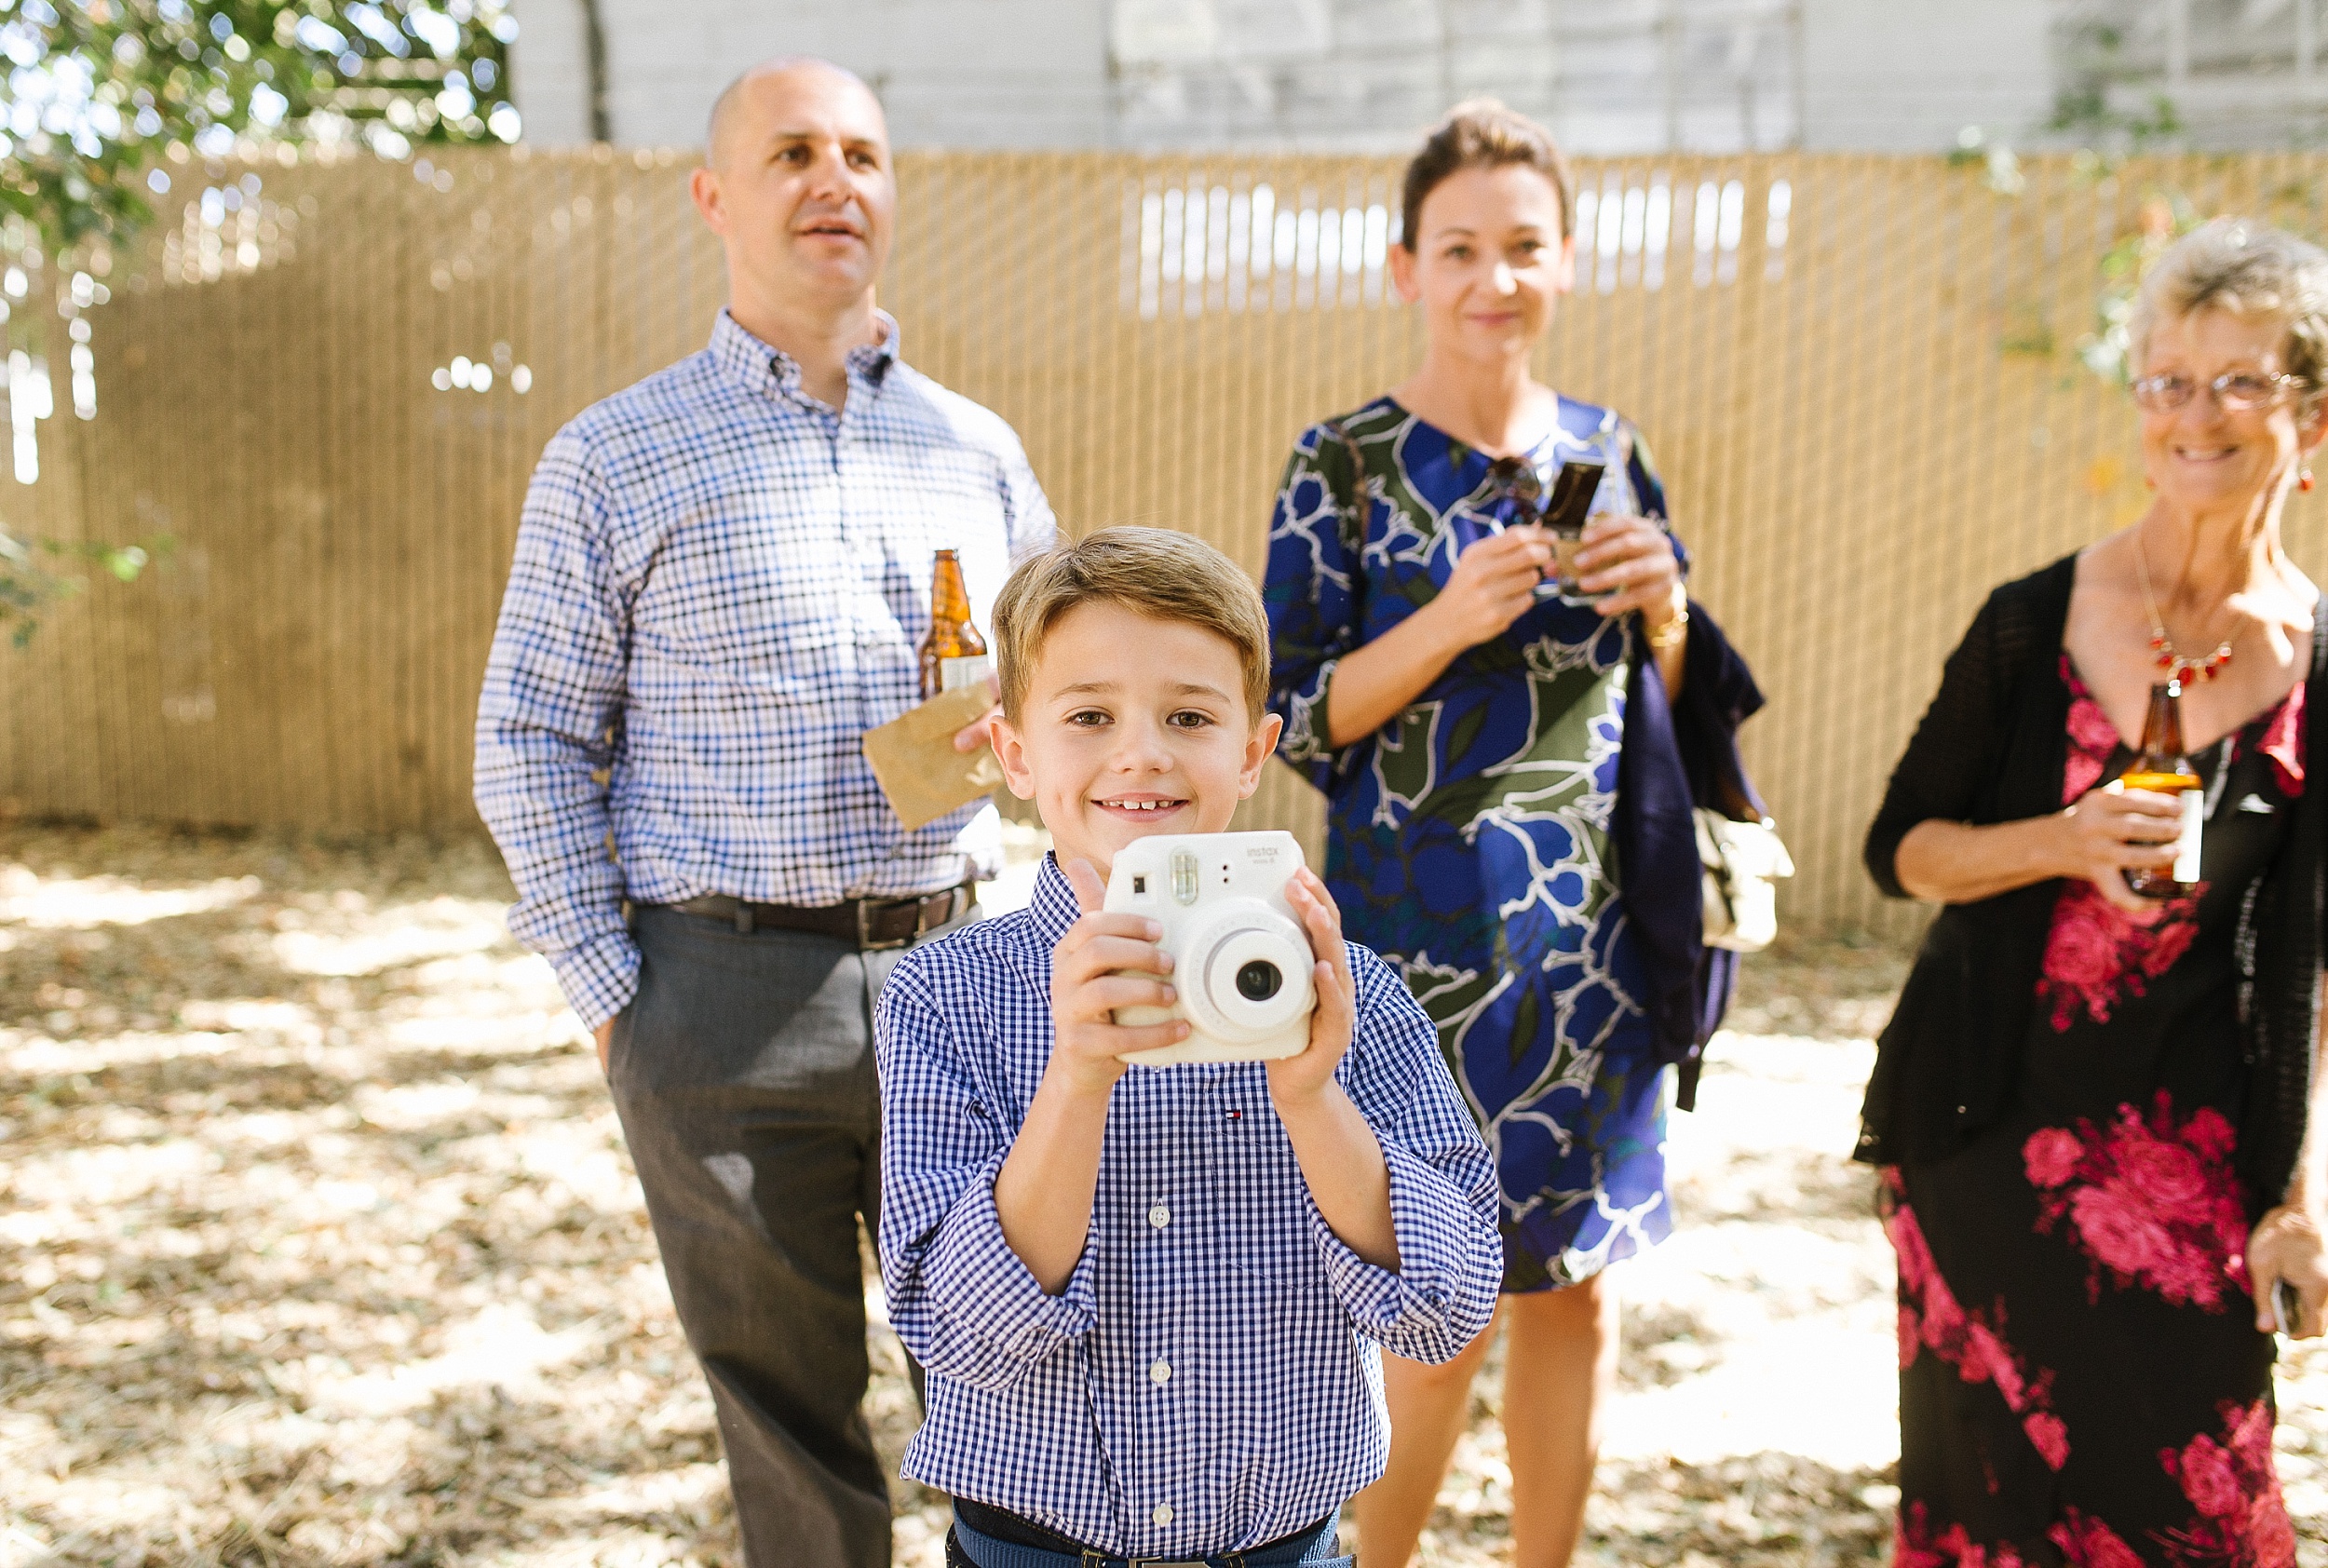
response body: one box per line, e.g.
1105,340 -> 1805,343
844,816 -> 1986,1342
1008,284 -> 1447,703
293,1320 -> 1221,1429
856,899 -> 912,952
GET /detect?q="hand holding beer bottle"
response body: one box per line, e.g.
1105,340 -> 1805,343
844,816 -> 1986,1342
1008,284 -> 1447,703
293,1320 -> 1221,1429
2055,680 -> 2198,912
2112,681 -> 2204,899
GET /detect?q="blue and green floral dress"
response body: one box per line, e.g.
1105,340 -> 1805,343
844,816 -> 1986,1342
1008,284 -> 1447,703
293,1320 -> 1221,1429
1264,395 -> 1681,1292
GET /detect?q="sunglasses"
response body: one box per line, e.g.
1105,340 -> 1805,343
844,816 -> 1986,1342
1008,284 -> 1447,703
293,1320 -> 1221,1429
1482,456 -> 1545,515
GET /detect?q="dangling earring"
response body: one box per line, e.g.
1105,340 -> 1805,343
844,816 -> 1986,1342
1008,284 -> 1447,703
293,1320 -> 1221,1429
2304,468 -> 2317,493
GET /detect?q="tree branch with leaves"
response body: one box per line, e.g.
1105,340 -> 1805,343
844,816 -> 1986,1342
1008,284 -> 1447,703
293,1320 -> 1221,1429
0,0 -> 517,644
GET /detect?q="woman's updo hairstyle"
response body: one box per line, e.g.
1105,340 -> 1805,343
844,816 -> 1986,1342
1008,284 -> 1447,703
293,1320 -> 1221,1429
1398,98 -> 1575,252
2130,217 -> 2328,415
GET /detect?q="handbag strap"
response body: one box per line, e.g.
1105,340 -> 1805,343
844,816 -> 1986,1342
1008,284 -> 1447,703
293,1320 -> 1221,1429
1316,418 -> 1371,558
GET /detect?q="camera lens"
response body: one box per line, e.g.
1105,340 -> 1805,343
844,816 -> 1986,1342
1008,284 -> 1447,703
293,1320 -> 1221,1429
1234,959 -> 1281,1002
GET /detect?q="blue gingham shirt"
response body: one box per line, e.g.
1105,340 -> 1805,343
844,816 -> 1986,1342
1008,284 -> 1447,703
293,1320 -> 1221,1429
475,310 -> 1055,1027
874,857 -> 1502,1559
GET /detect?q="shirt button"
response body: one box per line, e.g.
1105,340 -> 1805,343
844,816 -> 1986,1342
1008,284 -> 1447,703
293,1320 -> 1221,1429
1147,1204 -> 1171,1229
1149,1358 -> 1171,1385
1152,1504 -> 1174,1526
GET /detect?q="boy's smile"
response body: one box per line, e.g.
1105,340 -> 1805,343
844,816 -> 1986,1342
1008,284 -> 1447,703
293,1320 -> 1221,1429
1092,791 -> 1186,818
993,601 -> 1281,877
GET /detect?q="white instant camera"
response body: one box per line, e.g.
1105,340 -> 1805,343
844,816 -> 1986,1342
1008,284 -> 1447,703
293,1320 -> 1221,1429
1104,831 -> 1319,1067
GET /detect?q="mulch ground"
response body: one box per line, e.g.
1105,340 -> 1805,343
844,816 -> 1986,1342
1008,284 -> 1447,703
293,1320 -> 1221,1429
2,822 -> 2321,1566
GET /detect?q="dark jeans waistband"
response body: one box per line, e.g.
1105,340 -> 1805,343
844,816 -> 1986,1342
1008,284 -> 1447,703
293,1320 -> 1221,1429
948,1499 -> 1346,1568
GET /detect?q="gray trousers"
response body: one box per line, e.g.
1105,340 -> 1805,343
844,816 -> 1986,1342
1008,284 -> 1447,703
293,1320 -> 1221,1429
607,902 -> 956,1568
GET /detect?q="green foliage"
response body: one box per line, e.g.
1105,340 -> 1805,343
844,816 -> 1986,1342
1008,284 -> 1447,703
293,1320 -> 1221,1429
0,530 -> 157,647
0,0 -> 518,255
2048,17 -> 2187,155
1998,310 -> 2059,361
0,0 -> 512,647
2078,189 -> 2205,385
2050,88 -> 2186,152
1948,127 -> 2025,196
1946,119 -> 2198,381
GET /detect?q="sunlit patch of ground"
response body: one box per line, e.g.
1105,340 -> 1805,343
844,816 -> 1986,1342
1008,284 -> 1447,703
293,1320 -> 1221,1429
2,824 -> 2321,1566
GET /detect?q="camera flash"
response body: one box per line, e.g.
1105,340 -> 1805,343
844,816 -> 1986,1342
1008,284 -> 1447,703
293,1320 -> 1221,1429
1170,848 -> 1200,905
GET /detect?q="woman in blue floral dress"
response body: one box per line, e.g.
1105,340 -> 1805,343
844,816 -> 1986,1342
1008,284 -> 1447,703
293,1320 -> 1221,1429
1264,102 -> 1703,1568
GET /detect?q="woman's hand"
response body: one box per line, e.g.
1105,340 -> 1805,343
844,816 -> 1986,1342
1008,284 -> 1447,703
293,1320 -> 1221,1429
2055,786 -> 2186,912
2249,1206 -> 2328,1339
1575,512 -> 1683,623
1421,528 -> 1555,651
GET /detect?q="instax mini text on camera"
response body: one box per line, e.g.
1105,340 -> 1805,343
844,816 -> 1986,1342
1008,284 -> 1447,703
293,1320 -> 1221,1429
1103,831 -> 1318,1067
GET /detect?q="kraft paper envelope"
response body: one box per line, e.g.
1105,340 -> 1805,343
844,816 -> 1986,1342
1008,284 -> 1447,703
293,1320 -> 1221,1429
862,684 -> 1007,831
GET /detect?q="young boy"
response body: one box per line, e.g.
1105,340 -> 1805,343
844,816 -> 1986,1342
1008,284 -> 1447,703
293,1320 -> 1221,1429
874,527 -> 1502,1567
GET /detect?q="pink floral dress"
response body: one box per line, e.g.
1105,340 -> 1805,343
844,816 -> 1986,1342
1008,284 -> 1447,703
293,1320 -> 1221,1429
1889,658 -> 2306,1568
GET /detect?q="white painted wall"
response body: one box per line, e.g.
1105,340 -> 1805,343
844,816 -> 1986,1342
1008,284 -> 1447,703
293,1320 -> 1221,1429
1796,0 -> 2054,151
509,0 -> 1111,149
508,0 -> 595,143
512,0 -> 2251,157
508,0 -> 1810,153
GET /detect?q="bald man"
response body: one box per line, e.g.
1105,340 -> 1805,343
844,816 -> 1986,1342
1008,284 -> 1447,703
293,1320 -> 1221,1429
475,58 -> 1054,1568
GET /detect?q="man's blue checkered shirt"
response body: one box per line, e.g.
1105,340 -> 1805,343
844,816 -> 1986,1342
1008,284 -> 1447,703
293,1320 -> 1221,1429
874,856 -> 1503,1559
475,310 -> 1055,1028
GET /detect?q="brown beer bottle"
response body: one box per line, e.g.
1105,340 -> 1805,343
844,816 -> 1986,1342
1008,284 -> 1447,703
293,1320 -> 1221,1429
2118,680 -> 2204,899
917,549 -> 990,699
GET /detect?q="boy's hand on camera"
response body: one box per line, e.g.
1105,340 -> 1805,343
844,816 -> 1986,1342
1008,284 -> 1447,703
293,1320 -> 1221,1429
1047,858 -> 1190,1096
1266,868 -> 1358,1110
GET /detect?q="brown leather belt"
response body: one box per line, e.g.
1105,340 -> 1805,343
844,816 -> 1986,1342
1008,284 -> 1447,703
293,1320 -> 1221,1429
661,883 -> 973,950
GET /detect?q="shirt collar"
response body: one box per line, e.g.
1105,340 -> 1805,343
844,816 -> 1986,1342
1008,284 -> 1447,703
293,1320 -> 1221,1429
708,306 -> 902,402
1026,853 -> 1084,949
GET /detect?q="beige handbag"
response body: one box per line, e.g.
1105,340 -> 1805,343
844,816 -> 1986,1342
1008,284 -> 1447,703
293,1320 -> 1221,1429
1695,809 -> 1793,953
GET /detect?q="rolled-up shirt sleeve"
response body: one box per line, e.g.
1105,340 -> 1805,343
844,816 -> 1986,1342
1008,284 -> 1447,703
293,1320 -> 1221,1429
473,427 -> 637,1030
876,962 -> 1097,1391
1303,943 -> 1502,1363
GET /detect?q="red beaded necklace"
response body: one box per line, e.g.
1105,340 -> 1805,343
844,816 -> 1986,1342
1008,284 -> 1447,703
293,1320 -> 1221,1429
2134,530 -> 2236,684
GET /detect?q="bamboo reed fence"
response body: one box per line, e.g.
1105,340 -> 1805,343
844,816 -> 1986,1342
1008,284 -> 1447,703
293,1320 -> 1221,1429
4,146 -> 2324,935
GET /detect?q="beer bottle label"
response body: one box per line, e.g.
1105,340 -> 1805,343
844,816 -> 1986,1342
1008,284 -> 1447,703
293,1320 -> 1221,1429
2172,789 -> 2204,884
940,654 -> 992,694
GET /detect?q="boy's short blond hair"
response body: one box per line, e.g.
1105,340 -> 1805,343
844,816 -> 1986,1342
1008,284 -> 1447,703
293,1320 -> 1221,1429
993,527 -> 1272,726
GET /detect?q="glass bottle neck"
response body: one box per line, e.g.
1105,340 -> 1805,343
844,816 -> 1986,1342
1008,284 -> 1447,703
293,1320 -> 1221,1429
2135,680 -> 2187,765
930,553 -> 974,627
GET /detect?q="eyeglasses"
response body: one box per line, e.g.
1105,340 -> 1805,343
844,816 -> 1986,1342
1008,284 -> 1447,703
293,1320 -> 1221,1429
2130,371 -> 2298,413
1482,455 -> 1544,516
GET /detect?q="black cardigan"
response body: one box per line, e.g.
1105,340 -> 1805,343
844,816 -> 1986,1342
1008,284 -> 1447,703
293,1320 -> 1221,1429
1858,556 -> 2327,1210
1614,601 -> 1768,1112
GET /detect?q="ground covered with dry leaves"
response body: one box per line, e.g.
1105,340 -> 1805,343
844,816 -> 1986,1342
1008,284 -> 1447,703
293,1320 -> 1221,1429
2,821 -> 2322,1566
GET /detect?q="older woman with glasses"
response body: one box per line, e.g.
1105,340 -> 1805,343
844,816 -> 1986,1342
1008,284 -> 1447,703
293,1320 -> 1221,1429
1263,101 -> 1764,1568
1862,217 -> 2328,1564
